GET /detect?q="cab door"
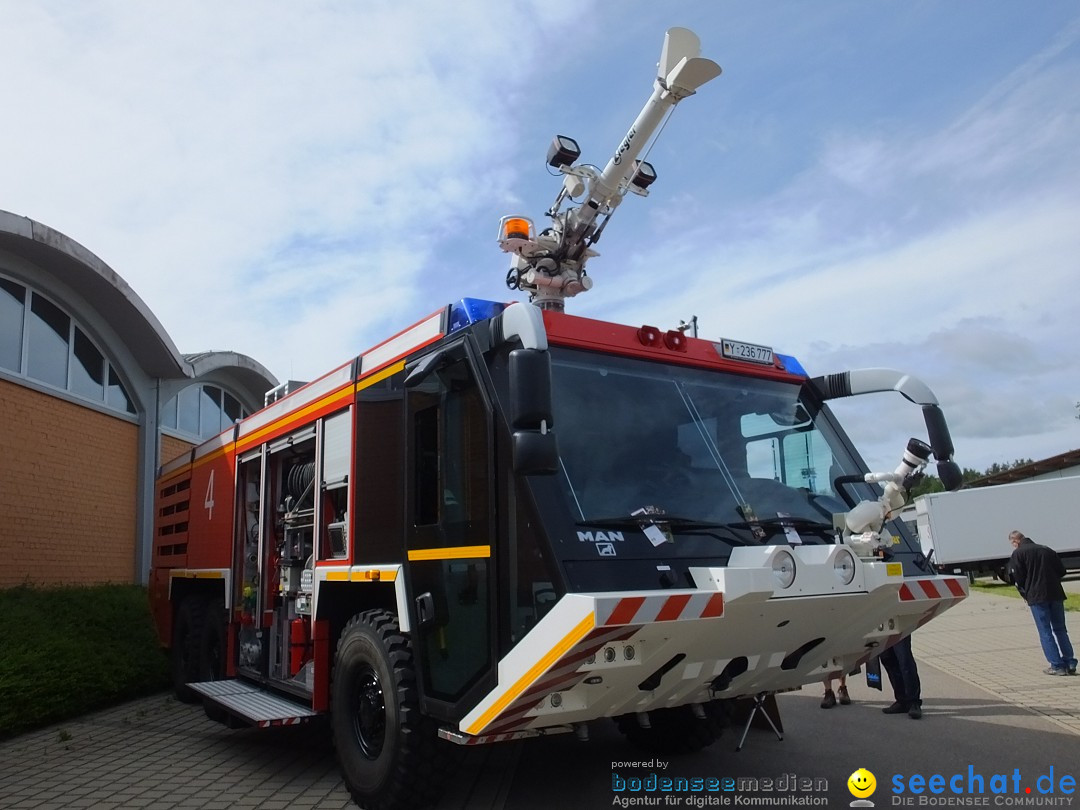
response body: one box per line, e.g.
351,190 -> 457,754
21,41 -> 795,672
404,347 -> 496,720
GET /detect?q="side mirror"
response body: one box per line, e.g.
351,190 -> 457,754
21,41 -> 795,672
509,349 -> 553,428
513,430 -> 558,475
509,348 -> 557,474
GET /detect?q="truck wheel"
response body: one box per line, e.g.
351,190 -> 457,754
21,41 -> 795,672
171,597 -> 205,704
198,599 -> 228,723
614,701 -> 727,754
331,610 -> 448,810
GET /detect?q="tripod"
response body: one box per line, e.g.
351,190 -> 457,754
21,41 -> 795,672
735,691 -> 784,752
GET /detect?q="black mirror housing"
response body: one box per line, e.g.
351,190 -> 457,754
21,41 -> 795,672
513,430 -> 558,475
509,349 -> 553,429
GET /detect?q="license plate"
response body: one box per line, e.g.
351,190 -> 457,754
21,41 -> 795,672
718,339 -> 774,365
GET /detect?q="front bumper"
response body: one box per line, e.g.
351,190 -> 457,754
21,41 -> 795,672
455,543 -> 966,741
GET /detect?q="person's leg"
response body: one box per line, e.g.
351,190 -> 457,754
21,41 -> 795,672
878,647 -> 906,712
1030,602 -> 1066,670
821,676 -> 836,708
837,673 -> 850,705
890,636 -> 922,718
1046,601 -> 1076,673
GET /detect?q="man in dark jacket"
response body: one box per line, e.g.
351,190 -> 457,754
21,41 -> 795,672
1008,531 -> 1077,675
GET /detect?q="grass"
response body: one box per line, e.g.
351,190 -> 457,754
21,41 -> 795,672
968,578 -> 1080,611
0,584 -> 170,739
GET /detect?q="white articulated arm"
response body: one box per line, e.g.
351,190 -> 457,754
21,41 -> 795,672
811,368 -> 962,491
499,28 -> 721,312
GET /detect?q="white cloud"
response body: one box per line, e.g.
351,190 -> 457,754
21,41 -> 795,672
0,0 -> 587,378
2,2 -> 1078,476
569,18 -> 1080,473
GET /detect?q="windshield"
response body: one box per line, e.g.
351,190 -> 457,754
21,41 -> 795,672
550,348 -> 863,543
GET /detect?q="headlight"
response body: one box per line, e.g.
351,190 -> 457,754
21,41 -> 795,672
771,549 -> 796,589
833,548 -> 856,585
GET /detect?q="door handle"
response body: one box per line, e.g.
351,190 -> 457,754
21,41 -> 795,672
415,592 -> 435,628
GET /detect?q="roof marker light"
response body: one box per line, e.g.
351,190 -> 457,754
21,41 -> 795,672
663,329 -> 687,351
637,325 -> 662,347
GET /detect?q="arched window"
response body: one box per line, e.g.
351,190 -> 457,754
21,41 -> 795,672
161,383 -> 248,441
0,273 -> 135,415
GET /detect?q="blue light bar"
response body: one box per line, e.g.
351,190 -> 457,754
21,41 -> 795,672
448,298 -> 506,334
776,353 -> 807,376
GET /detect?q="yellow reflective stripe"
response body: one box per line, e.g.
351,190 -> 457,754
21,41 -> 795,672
192,361 -> 405,469
407,545 -> 491,562
351,569 -> 398,582
170,569 -> 225,579
466,612 -> 595,736
322,568 -> 399,582
357,360 -> 406,390
237,385 -> 355,454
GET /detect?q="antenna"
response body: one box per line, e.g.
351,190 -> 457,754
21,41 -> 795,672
500,28 -> 721,311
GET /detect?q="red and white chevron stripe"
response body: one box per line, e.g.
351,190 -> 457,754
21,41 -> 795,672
597,592 -> 725,626
898,577 -> 966,602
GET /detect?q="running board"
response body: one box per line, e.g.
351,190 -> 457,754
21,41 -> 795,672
188,679 -> 319,728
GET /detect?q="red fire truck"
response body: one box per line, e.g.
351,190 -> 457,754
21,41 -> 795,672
149,28 -> 968,810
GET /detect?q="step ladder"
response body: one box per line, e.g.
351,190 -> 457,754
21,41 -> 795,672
188,679 -> 319,728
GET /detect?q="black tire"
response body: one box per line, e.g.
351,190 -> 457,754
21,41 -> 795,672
331,610 -> 451,810
615,701 -> 727,755
198,599 -> 228,723
171,597 -> 206,704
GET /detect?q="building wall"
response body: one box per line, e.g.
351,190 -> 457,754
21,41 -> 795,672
0,378 -> 138,587
160,433 -> 195,469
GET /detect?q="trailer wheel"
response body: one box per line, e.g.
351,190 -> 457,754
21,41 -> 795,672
331,610 -> 449,810
614,701 -> 727,754
171,597 -> 205,704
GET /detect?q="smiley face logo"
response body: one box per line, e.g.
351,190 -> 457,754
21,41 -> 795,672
848,768 -> 877,798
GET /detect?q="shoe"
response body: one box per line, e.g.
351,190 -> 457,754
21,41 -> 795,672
908,704 -> 922,720
820,689 -> 836,709
882,702 -> 908,714
838,685 -> 851,705
1069,664 -> 1077,675
1044,667 -> 1069,676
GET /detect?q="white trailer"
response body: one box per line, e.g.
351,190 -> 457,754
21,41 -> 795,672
913,476 -> 1080,582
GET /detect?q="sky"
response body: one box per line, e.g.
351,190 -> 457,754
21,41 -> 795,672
2,1 -> 1078,474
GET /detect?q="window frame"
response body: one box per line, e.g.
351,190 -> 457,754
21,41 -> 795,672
0,271 -> 137,416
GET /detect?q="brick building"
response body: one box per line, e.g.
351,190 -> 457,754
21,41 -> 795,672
0,210 -> 277,587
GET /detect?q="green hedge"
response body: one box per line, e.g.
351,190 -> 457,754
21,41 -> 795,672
0,584 -> 170,739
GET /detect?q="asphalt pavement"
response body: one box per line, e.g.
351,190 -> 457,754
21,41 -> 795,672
1,581 -> 1078,809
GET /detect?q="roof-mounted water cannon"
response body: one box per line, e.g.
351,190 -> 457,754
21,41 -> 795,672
501,27 -> 721,311
843,438 -> 933,559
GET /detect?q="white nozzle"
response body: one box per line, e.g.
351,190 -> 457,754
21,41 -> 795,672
665,56 -> 723,98
659,28 -> 702,80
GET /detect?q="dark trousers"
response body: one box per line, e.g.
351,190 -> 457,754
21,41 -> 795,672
879,634 -> 921,707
